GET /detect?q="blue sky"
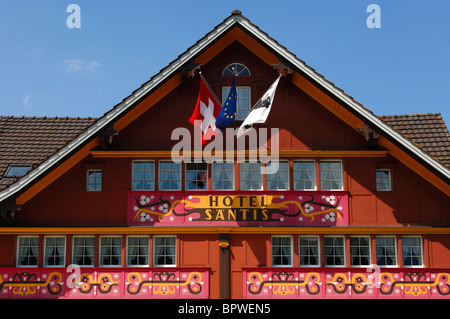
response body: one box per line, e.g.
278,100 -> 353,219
1,0 -> 449,127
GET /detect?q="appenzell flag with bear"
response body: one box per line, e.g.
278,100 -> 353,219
237,74 -> 282,138
189,75 -> 221,146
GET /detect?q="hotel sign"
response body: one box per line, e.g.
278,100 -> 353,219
127,191 -> 349,226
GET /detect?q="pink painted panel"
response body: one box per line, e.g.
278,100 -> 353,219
127,191 -> 349,226
243,268 -> 450,299
0,267 -> 209,299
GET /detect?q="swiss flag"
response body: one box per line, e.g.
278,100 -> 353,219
189,76 -> 221,146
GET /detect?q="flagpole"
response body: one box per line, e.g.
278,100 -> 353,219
199,72 -> 223,107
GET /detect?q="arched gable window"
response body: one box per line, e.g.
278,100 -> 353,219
222,63 -> 251,77
222,63 -> 251,120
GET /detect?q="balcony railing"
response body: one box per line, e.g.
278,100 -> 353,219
243,267 -> 450,299
0,267 -> 209,299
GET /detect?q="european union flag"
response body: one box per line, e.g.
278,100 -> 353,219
215,75 -> 237,131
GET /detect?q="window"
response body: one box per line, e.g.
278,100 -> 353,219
272,236 -> 293,267
127,236 -> 149,266
4,164 -> 32,177
293,160 -> 316,190
239,162 -> 262,190
402,236 -> 423,267
299,236 -> 320,267
44,236 -> 66,267
212,162 -> 234,190
86,169 -> 102,191
153,236 -> 176,267
350,236 -> 371,266
100,236 -> 122,267
222,86 -> 251,120
186,163 -> 208,190
324,236 -> 345,267
159,161 -> 181,190
267,161 -> 289,190
376,236 -> 397,266
17,236 -> 39,267
133,161 -> 155,190
320,161 -> 343,190
72,236 -> 95,266
376,169 -> 392,191
222,63 -> 251,77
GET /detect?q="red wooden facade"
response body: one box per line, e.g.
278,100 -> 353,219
0,11 -> 449,299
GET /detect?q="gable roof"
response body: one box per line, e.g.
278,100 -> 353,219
0,10 -> 449,205
0,116 -> 97,191
379,113 -> 450,169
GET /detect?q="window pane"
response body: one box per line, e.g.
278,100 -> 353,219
376,236 -> 396,266
17,237 -> 39,266
87,170 -> 102,191
324,237 -> 345,266
159,161 -> 181,190
133,161 -> 154,190
320,161 -> 342,190
73,236 -> 95,266
299,237 -> 320,266
267,161 -> 289,190
44,237 -> 65,267
212,162 -> 234,190
127,236 -> 149,266
293,161 -> 316,190
154,236 -> 176,266
100,237 -> 122,266
186,163 -> 208,190
240,162 -> 262,190
350,237 -> 371,266
402,236 -> 422,266
376,169 -> 391,191
272,236 -> 292,266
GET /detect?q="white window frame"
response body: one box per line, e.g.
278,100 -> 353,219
153,235 -> 177,267
293,160 -> 317,191
375,236 -> 398,267
126,236 -> 150,267
86,169 -> 102,191
185,162 -> 209,191
132,160 -> 155,191
266,160 -> 290,191
72,236 -> 95,267
271,235 -> 293,267
320,160 -> 344,191
16,236 -> 39,267
376,168 -> 392,191
212,162 -> 235,190
222,86 -> 251,121
43,236 -> 66,268
402,236 -> 424,268
324,236 -> 346,267
239,162 -> 263,191
99,236 -> 122,267
349,236 -> 372,267
298,236 -> 321,267
158,160 -> 181,191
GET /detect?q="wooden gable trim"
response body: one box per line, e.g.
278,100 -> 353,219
10,16 -> 450,207
15,73 -> 183,205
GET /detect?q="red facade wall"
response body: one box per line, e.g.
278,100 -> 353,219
2,40 -> 449,299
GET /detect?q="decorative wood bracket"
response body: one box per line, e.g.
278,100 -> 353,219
182,61 -> 202,78
98,123 -> 119,150
273,61 -> 293,77
358,124 -> 380,148
0,199 -> 21,224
